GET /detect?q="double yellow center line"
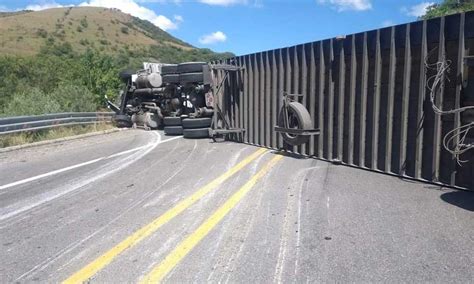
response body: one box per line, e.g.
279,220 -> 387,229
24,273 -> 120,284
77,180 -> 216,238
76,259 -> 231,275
140,154 -> 282,283
64,148 -> 280,284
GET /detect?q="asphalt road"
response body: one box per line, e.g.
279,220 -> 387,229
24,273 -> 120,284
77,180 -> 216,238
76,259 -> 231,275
1,129 -> 473,283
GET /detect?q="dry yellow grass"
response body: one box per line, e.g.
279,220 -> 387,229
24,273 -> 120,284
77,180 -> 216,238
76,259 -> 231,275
0,122 -> 115,148
0,7 -> 191,56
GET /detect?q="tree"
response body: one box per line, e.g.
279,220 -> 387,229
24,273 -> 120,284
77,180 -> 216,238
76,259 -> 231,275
422,0 -> 474,19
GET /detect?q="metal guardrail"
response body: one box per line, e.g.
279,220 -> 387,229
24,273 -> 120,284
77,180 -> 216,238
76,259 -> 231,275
214,12 -> 474,190
0,112 -> 114,135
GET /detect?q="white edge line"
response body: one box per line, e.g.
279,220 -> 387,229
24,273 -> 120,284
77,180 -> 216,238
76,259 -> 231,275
0,135 -> 182,191
0,132 -> 165,221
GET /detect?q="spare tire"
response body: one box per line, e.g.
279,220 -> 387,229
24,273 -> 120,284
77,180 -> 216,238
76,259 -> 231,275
183,128 -> 210,139
162,74 -> 179,84
163,116 -> 182,126
278,102 -> 313,146
164,126 -> 183,135
180,72 -> 205,84
177,62 -> 207,73
161,64 -> 178,75
182,117 -> 212,129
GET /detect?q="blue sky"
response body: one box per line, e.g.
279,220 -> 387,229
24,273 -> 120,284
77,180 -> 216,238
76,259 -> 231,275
0,0 -> 439,55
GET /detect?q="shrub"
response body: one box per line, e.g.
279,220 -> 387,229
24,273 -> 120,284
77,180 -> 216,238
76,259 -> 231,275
36,28 -> 48,38
51,84 -> 97,112
79,39 -> 89,46
3,88 -> 62,116
80,17 -> 88,28
120,27 -> 128,34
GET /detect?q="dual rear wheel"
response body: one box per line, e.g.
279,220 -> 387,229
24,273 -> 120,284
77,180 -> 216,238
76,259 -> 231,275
161,62 -> 210,84
164,116 -> 211,138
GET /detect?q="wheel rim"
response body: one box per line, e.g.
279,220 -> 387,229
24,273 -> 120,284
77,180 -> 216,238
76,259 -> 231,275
286,111 -> 300,139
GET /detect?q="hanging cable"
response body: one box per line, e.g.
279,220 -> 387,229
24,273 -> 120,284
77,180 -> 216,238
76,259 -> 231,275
425,48 -> 474,164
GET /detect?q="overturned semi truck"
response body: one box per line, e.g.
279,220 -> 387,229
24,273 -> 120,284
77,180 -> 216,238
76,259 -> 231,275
107,61 -> 318,143
106,62 -> 216,138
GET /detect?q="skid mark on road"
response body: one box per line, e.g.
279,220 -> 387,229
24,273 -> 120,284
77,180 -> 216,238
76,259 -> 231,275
0,135 -> 180,193
273,163 -> 322,284
62,148 -> 267,284
190,148 -> 270,281
13,139 -> 191,282
141,155 -> 283,283
0,132 -> 171,222
294,162 -> 319,279
142,140 -> 198,209
218,160 -> 277,284
203,153 -> 277,283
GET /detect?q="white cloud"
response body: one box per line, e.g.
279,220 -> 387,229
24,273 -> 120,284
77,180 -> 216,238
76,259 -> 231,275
153,15 -> 179,30
136,0 -> 182,3
25,1 -> 65,11
401,2 -> 434,17
382,20 -> 394,27
79,0 -> 181,30
12,0 -> 180,31
317,0 -> 372,11
0,5 -> 12,12
198,0 -> 247,6
199,31 -> 227,44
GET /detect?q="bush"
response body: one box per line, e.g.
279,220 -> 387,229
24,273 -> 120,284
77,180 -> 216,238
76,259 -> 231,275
36,28 -> 48,38
422,0 -> 474,19
120,27 -> 128,34
80,17 -> 88,28
0,48 -> 124,117
51,84 -> 97,112
2,85 -> 97,117
79,39 -> 89,46
3,88 -> 62,116
0,36 -> 233,117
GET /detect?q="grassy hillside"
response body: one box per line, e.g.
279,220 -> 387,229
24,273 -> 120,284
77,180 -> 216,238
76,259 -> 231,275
0,7 -> 233,62
0,10 -> 33,18
0,7 -> 234,117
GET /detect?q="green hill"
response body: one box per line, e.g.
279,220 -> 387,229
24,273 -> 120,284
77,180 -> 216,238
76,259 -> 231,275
0,7 -> 234,117
0,7 -> 233,62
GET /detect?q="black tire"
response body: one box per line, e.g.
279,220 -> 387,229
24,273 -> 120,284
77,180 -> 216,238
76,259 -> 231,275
161,64 -> 178,75
114,114 -> 132,128
162,74 -> 179,84
164,126 -> 183,135
163,116 -> 182,126
182,117 -> 212,129
180,72 -> 204,84
183,128 -> 210,139
177,62 -> 207,73
278,102 -> 313,146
